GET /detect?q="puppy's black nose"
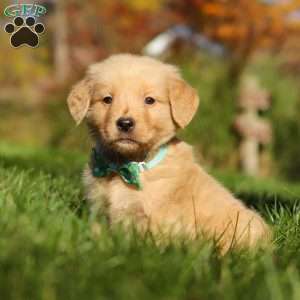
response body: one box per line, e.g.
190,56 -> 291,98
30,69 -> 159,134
116,117 -> 135,132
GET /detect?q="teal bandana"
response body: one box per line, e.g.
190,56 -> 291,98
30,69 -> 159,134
91,145 -> 168,190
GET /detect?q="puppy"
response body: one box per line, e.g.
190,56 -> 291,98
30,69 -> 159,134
67,54 -> 270,251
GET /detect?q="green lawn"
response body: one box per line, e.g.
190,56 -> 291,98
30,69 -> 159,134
1,142 -> 300,300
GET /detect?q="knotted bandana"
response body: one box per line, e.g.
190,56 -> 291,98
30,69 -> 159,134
91,145 -> 168,190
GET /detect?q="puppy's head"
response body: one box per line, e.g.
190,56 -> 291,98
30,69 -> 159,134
67,54 -> 199,161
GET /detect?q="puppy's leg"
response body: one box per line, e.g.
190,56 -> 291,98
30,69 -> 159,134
188,167 -> 271,252
215,206 -> 271,253
83,166 -> 109,237
88,200 -> 105,237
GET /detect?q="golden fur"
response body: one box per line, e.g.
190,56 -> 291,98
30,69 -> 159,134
67,54 -> 270,252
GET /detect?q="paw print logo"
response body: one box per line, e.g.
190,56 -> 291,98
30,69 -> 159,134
4,16 -> 45,48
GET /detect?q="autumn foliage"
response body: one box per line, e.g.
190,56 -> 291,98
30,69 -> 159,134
173,0 -> 300,54
1,0 -> 300,88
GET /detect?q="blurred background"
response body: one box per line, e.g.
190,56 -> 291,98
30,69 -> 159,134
0,0 -> 299,182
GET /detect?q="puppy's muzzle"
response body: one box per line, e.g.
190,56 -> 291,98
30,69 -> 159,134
116,117 -> 135,133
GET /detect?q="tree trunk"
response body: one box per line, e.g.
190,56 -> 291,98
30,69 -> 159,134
54,0 -> 69,82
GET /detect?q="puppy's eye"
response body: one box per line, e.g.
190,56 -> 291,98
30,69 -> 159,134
103,96 -> 113,104
145,97 -> 156,105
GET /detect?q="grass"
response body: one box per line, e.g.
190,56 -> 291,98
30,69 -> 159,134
1,142 -> 300,300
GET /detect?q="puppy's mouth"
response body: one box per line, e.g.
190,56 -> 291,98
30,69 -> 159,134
113,138 -> 140,145
108,137 -> 149,162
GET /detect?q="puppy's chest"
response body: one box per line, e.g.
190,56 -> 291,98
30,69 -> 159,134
84,160 -> 188,224
106,174 -> 156,216
99,169 -> 178,220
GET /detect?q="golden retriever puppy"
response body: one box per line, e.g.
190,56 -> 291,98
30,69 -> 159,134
67,54 -> 270,252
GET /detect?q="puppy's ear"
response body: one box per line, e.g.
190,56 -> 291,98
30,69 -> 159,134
168,78 -> 199,128
67,79 -> 91,125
